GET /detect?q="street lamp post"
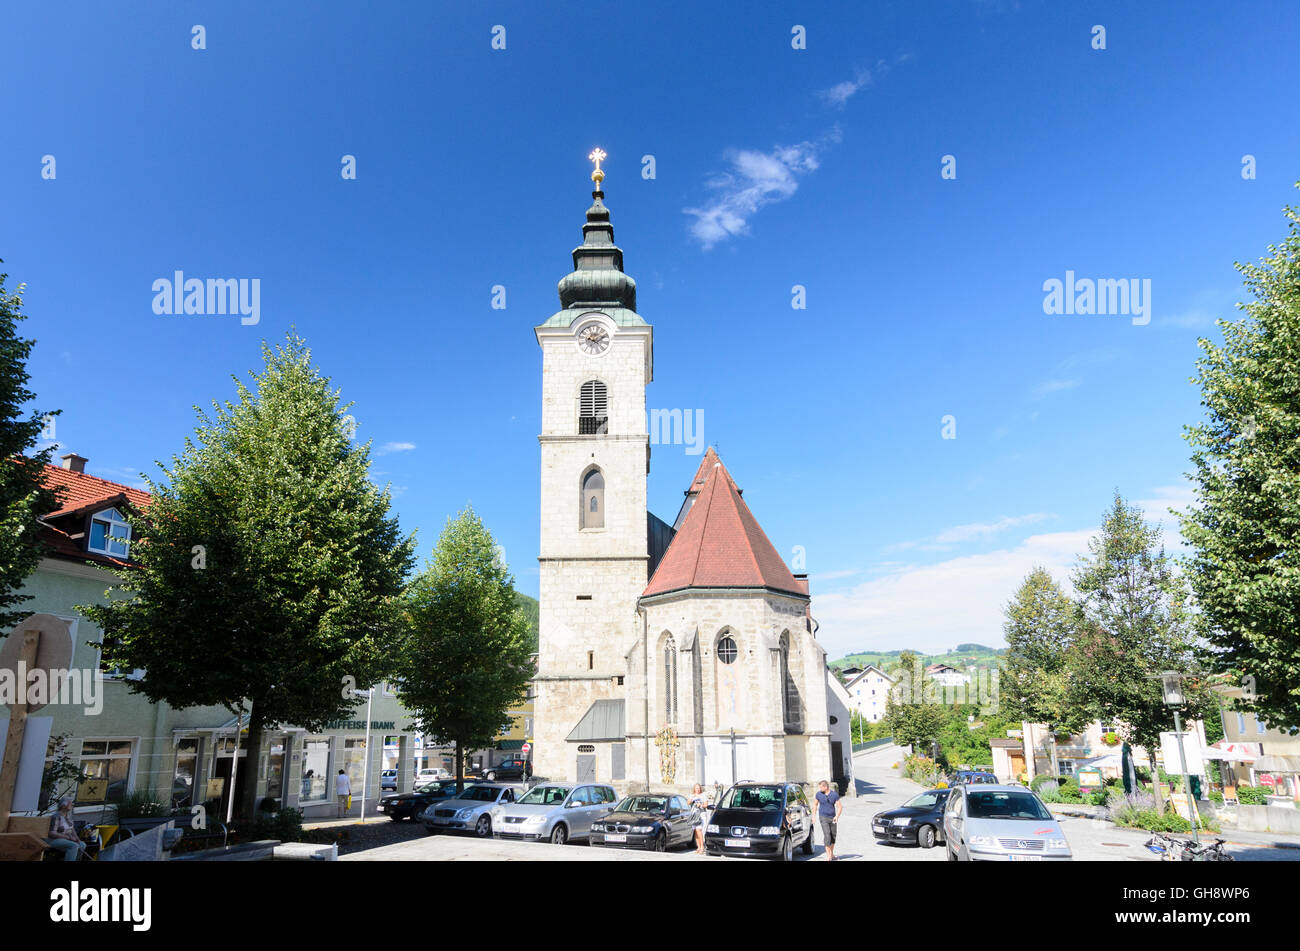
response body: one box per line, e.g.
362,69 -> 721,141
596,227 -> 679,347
1160,671 -> 1200,846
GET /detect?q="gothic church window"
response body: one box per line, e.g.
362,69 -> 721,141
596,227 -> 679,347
780,631 -> 802,732
579,380 -> 608,434
581,469 -> 605,529
662,634 -> 677,724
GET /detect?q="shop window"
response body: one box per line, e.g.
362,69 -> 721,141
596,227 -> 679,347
78,739 -> 133,805
301,739 -> 330,802
172,738 -> 200,809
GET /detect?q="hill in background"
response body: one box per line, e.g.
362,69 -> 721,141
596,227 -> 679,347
831,643 -> 1004,674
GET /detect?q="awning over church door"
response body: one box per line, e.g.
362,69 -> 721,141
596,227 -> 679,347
565,699 -> 626,742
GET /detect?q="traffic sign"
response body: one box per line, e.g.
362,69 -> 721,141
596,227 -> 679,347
521,742 -> 531,755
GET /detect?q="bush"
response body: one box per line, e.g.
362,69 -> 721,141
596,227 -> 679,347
249,807 -> 304,842
1237,785 -> 1269,805
902,755 -> 945,787
1209,790 -> 1224,804
1085,790 -> 1108,807
117,791 -> 171,820
1030,774 -> 1060,793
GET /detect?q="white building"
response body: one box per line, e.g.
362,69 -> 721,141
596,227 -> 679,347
843,665 -> 895,723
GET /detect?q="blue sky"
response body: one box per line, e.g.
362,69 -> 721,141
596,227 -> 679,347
4,0 -> 1298,658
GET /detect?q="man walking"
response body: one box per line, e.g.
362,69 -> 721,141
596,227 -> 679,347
815,779 -> 843,861
336,768 -> 352,818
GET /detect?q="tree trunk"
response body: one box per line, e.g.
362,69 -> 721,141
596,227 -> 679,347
455,738 -> 463,796
1149,752 -> 1165,813
238,702 -> 265,822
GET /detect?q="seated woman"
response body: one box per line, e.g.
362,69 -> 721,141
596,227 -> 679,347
44,798 -> 87,862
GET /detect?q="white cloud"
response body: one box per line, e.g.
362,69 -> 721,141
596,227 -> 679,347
818,56 -> 911,107
813,528 -> 1096,657
934,513 -> 1055,545
377,441 -> 416,455
1031,378 -> 1081,398
684,141 -> 826,249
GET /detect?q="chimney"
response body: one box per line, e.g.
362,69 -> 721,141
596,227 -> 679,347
60,453 -> 88,474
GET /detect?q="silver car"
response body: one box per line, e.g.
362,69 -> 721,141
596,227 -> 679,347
420,783 -> 518,837
494,783 -> 619,845
942,784 -> 1072,861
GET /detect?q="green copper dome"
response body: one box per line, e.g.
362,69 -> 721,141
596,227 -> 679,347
557,188 -> 638,313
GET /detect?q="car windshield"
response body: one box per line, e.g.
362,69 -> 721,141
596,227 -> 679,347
966,790 -> 1052,820
616,796 -> 668,813
718,786 -> 782,810
462,786 -> 499,802
518,786 -> 569,806
414,781 -> 453,792
904,791 -> 945,809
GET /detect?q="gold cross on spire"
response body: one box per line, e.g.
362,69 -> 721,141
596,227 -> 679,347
588,147 -> 607,189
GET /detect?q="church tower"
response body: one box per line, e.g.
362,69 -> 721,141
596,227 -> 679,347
533,152 -> 652,784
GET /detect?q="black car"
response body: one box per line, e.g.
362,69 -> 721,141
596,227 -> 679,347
704,782 -> 815,861
590,794 -> 698,852
377,779 -> 466,822
482,758 -> 529,782
871,788 -> 950,848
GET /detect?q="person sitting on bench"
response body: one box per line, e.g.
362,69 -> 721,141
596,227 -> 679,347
44,798 -> 87,862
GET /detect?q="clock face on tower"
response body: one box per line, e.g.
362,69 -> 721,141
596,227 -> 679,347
577,321 -> 610,356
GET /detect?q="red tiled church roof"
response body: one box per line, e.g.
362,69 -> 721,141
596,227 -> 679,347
642,449 -> 805,599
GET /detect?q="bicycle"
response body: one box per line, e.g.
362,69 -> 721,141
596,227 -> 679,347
1145,832 -> 1234,861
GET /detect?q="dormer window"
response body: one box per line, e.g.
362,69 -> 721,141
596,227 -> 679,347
89,507 -> 131,559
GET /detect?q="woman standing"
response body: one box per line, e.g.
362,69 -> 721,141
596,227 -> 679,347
689,783 -> 709,855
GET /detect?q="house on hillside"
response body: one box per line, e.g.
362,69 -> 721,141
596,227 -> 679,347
844,665 -> 895,723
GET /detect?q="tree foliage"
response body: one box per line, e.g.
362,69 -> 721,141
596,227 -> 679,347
1000,567 -> 1088,734
0,267 -> 60,630
1066,494 -> 1214,755
1181,190 -> 1300,734
84,334 -> 415,818
397,507 -> 533,792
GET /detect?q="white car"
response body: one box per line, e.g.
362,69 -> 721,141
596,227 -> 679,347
415,767 -> 450,785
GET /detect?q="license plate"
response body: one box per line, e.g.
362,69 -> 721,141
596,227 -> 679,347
1009,854 -> 1042,861
873,825 -> 885,832
605,834 -> 627,842
725,838 -> 750,848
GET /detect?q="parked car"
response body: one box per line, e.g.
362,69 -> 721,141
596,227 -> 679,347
482,758 -> 530,782
421,783 -> 517,837
377,779 -> 465,822
703,781 -> 815,861
380,769 -> 398,792
494,783 -> 618,844
414,768 -> 450,784
872,788 -> 950,848
942,784 -> 1072,861
590,794 -> 698,852
949,770 -> 999,786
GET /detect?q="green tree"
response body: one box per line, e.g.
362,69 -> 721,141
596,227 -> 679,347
85,335 -> 415,820
881,692 -> 949,756
1067,493 -> 1214,809
0,267 -> 60,630
1181,189 -> 1300,735
1001,567 -> 1088,775
397,507 -> 533,794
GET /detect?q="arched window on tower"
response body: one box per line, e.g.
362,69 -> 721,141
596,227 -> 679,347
581,469 -> 605,529
579,380 -> 608,434
662,634 -> 678,724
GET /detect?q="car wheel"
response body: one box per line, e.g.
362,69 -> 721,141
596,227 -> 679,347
486,771 -> 497,781
801,827 -> 814,855
947,842 -> 957,861
550,824 -> 568,845
778,834 -> 793,862
918,825 -> 936,849
652,831 -> 667,853
475,815 -> 492,838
